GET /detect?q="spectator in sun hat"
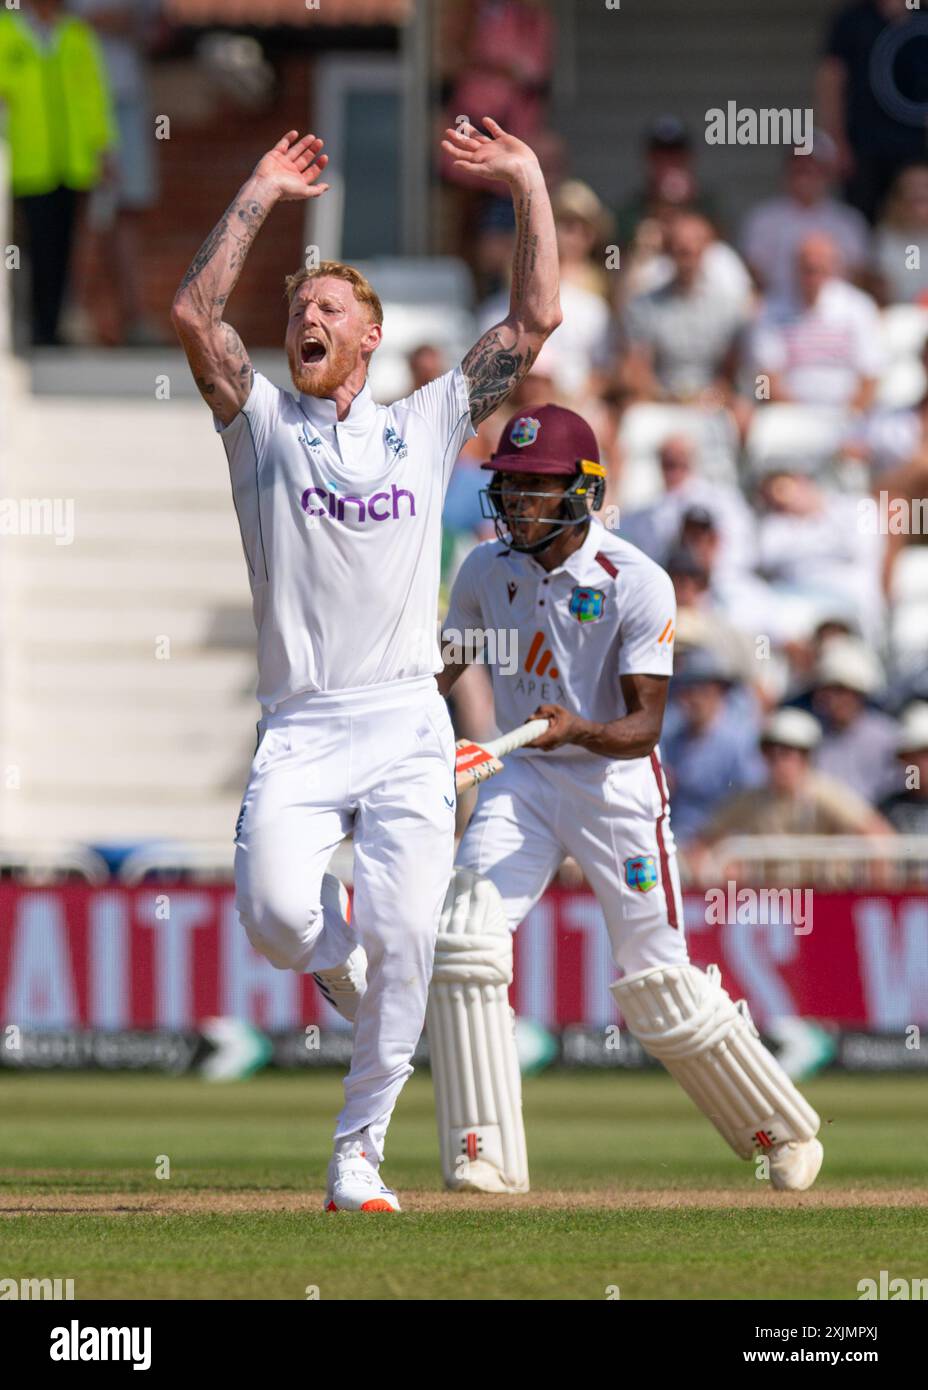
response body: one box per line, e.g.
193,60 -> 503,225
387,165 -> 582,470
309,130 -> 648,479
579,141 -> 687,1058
687,706 -> 891,881
807,636 -> 901,803
878,702 -> 928,833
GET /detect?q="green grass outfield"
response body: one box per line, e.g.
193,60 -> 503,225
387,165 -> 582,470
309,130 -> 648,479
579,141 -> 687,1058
1,1071 -> 925,1300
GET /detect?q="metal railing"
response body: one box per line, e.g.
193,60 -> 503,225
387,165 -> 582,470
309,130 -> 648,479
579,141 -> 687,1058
703,835 -> 928,889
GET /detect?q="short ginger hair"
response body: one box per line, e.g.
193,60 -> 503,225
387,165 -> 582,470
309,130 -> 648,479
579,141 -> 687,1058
284,260 -> 383,326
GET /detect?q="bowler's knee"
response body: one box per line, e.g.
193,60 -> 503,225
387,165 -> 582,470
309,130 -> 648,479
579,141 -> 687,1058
237,889 -> 322,972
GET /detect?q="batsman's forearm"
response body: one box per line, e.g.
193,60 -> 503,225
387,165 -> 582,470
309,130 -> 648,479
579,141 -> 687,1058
173,176 -> 277,325
508,164 -> 561,333
570,713 -> 662,760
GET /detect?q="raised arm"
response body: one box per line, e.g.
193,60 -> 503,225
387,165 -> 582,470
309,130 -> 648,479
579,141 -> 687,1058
444,117 -> 562,424
170,130 -> 329,425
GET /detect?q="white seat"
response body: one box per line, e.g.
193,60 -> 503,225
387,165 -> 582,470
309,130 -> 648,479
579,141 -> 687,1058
881,304 -> 928,361
618,403 -> 738,504
877,356 -> 927,410
746,404 -> 849,469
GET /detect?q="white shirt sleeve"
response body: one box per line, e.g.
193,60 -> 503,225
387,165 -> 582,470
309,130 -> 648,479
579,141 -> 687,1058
443,542 -> 486,640
393,365 -> 477,493
213,371 -> 285,464
618,564 -> 677,677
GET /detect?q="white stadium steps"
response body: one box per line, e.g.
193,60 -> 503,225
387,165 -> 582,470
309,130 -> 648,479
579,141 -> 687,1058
0,368 -> 261,844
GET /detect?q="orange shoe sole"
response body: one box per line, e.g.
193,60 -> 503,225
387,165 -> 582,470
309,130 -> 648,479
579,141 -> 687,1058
325,1198 -> 396,1212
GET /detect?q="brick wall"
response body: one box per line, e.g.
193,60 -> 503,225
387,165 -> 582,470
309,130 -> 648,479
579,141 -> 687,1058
141,54 -> 312,347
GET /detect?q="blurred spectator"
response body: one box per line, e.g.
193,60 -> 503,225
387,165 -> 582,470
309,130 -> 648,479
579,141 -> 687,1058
872,162 -> 928,304
660,649 -> 765,844
621,433 -> 755,578
818,0 -> 928,223
807,636 -> 901,802
687,706 -> 891,879
69,0 -> 163,346
753,459 -> 884,641
666,545 -> 769,686
620,213 -> 750,404
0,0 -> 114,345
878,702 -> 928,831
407,343 -> 449,392
477,190 -> 611,400
614,116 -> 720,248
749,233 -> 884,409
553,178 -> 613,300
740,138 -> 870,300
438,0 -> 562,274
841,333 -> 928,473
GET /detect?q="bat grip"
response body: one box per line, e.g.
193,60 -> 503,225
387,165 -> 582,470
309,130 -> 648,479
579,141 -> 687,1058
484,718 -> 549,759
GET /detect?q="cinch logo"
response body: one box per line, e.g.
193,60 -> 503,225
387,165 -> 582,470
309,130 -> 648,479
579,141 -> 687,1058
524,631 -> 559,679
300,483 -> 416,523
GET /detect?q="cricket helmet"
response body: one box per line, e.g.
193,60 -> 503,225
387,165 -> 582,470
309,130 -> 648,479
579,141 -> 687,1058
479,404 -> 606,555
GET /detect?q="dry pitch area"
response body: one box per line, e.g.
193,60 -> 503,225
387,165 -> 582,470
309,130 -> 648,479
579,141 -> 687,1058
1,1071 -> 925,1299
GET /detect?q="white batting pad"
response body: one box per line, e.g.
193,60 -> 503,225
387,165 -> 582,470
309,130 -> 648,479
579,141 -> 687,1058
427,868 -> 529,1193
611,963 -> 820,1160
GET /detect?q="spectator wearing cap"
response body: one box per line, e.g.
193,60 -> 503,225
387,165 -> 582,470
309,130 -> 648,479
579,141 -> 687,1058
621,433 -> 756,580
660,649 -> 765,844
614,116 -> 721,248
687,706 -> 892,880
878,702 -> 928,833
739,137 -> 871,301
807,636 -> 901,803
620,213 -> 751,407
749,233 -> 884,412
665,545 -> 775,702
753,457 -> 884,644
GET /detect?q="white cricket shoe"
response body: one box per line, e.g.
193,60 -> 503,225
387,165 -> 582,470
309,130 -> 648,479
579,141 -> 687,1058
769,1137 -> 824,1191
312,944 -> 367,1024
311,875 -> 367,1023
324,1137 -> 400,1212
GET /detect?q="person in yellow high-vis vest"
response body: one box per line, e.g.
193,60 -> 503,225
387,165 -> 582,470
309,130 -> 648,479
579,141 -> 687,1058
0,0 -> 115,345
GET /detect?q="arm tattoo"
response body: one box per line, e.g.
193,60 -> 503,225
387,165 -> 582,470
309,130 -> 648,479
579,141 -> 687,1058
177,196 -> 268,312
510,191 -> 538,311
462,327 -> 535,425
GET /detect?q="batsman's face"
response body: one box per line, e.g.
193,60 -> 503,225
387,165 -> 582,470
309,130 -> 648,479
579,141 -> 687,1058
286,276 -> 381,397
499,471 -> 567,547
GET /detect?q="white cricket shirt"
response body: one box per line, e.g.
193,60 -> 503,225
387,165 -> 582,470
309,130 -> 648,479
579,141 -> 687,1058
214,367 -> 476,709
444,518 -> 676,767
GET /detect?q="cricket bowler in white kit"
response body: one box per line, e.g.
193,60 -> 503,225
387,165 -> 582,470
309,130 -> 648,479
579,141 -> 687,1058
170,123 -> 562,1210
432,404 -> 824,1195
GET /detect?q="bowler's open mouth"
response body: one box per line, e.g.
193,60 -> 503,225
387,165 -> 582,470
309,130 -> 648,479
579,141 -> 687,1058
301,337 -> 327,366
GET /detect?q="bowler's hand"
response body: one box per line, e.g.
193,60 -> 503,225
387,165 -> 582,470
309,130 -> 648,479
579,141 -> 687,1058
441,117 -> 540,187
526,704 -> 587,751
252,130 -> 330,203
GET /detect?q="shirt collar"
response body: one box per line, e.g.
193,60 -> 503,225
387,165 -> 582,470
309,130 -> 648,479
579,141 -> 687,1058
299,378 -> 377,430
528,520 -> 604,582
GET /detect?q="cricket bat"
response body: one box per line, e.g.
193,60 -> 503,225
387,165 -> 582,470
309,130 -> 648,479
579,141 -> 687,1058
454,719 -> 549,794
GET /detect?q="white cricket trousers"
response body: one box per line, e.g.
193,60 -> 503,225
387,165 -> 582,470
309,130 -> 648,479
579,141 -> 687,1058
234,674 -> 457,1160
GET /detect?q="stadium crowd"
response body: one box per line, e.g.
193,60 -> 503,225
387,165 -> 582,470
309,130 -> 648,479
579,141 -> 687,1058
435,0 -> 928,882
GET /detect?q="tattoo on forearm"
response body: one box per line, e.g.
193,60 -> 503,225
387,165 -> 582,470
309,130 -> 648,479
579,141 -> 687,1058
177,196 -> 268,311
462,327 -> 535,424
510,191 -> 538,309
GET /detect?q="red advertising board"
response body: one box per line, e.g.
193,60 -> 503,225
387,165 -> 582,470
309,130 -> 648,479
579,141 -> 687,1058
1,885 -> 926,1031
